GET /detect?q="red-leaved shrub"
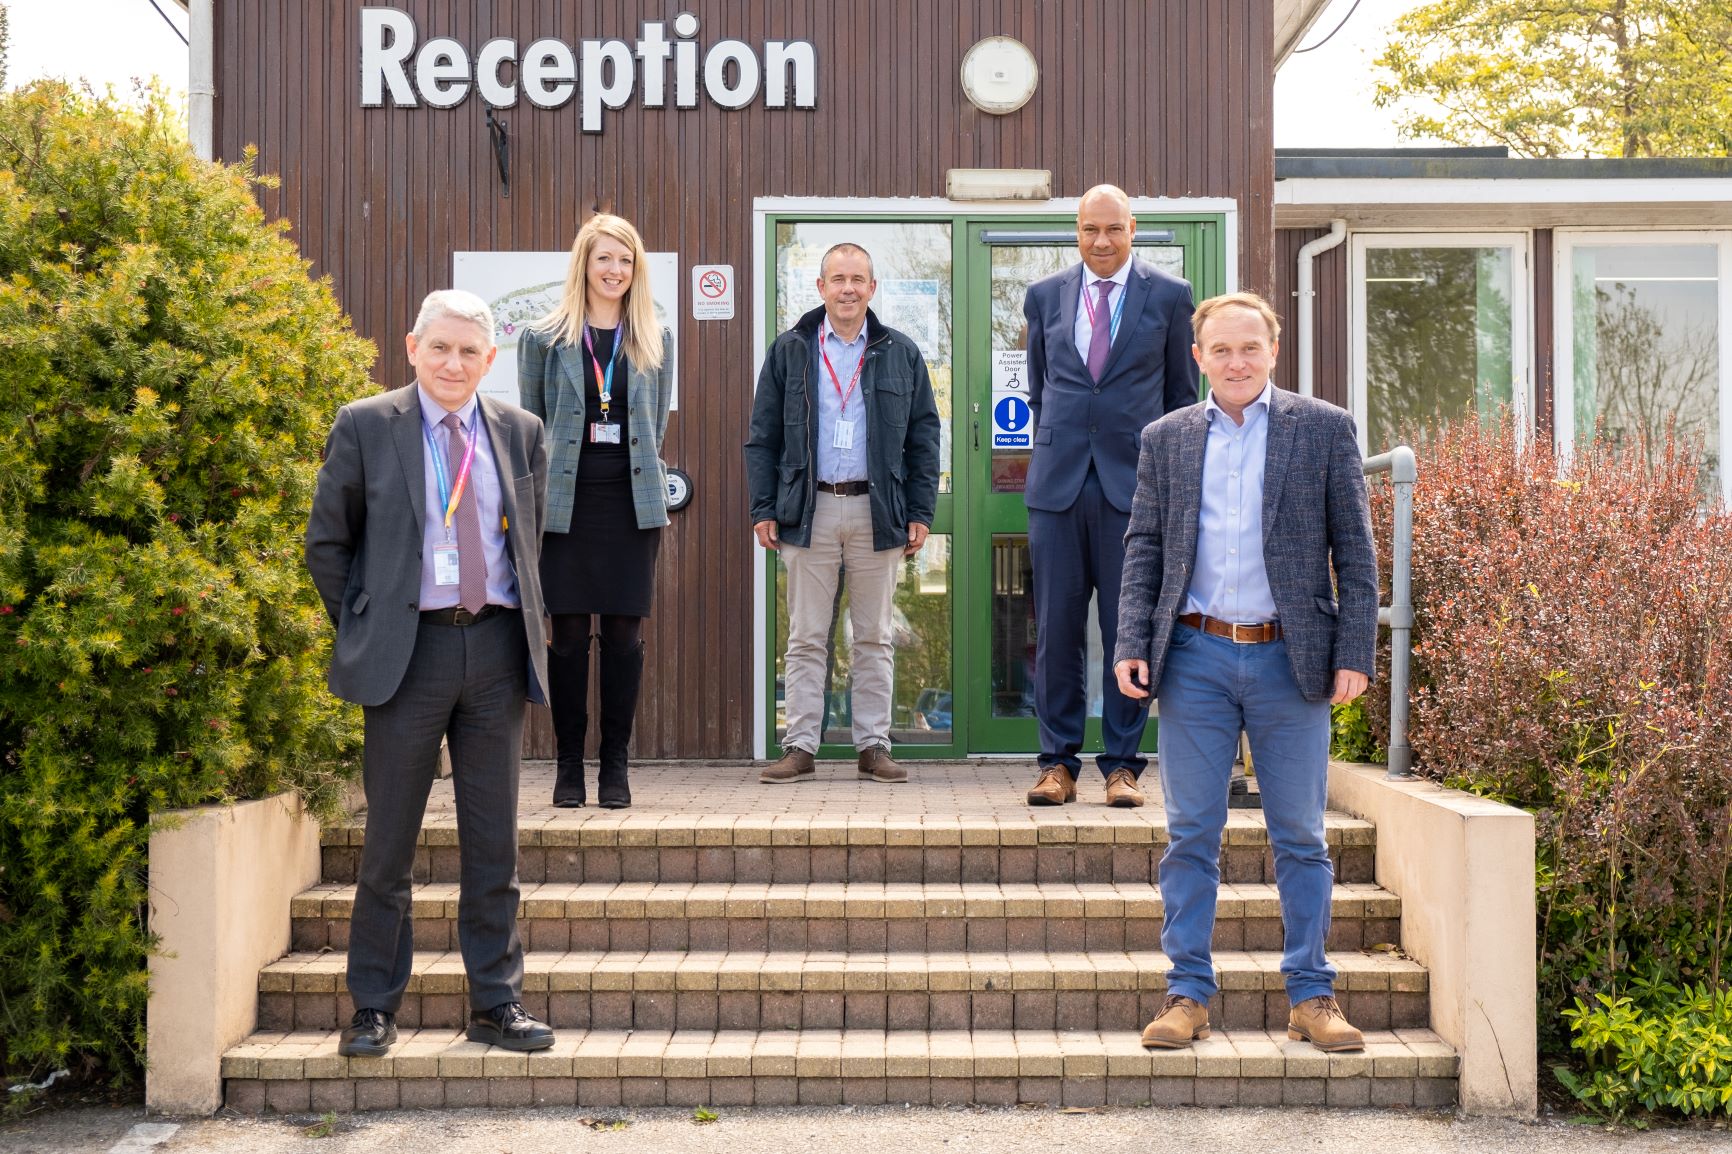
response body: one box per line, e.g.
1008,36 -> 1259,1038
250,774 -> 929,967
1359,416 -> 1732,1050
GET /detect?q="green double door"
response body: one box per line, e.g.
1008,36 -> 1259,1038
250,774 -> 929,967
763,212 -> 1223,759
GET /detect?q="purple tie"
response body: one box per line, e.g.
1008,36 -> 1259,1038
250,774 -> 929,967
1087,279 -> 1114,382
442,412 -> 488,615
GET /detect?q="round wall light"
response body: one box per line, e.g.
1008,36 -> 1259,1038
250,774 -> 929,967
960,37 -> 1039,115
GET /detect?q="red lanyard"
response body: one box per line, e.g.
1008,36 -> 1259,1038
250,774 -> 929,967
820,338 -> 865,416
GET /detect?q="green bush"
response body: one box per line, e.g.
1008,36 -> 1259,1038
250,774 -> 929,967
0,83 -> 373,1086
1559,984 -> 1732,1120
1357,415 -> 1732,1118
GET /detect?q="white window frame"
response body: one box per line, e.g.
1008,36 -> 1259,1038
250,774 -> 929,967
1552,229 -> 1732,504
1349,231 -> 1534,455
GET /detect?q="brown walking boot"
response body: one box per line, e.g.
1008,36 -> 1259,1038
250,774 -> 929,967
1288,994 -> 1365,1052
1025,764 -> 1076,806
857,744 -> 907,782
760,747 -> 816,784
1103,768 -> 1146,808
1140,994 -> 1211,1049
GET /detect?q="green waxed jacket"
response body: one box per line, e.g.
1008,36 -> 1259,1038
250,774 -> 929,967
517,324 -> 674,533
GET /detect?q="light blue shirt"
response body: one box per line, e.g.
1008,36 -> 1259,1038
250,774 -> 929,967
1072,255 -> 1132,364
1184,382 -> 1277,623
416,386 -> 519,611
816,313 -> 870,484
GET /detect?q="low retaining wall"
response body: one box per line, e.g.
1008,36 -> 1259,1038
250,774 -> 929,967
1327,762 -> 1537,1116
146,792 -> 322,1115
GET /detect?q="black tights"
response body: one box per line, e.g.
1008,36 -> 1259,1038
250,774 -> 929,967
550,613 -> 642,656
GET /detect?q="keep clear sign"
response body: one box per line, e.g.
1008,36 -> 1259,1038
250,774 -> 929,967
991,349 -> 1032,449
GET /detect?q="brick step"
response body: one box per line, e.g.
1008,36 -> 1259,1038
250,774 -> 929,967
260,948 -> 1431,1034
320,811 -> 1379,886
290,881 -> 1403,955
221,1026 -> 1458,1113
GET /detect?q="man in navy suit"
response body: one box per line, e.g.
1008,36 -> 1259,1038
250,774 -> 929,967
1021,184 -> 1198,808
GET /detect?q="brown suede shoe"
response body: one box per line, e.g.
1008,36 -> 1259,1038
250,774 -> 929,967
1026,765 -> 1077,806
760,747 -> 816,784
1140,994 -> 1210,1049
1288,994 -> 1365,1052
1103,768 -> 1146,808
857,744 -> 907,783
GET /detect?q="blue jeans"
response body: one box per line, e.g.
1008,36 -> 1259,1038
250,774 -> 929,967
1155,623 -> 1336,1004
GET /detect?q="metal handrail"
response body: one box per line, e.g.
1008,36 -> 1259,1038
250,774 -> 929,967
1361,446 -> 1417,780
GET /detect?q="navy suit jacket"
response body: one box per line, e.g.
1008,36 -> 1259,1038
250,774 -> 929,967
1022,257 -> 1198,514
1114,388 -> 1379,703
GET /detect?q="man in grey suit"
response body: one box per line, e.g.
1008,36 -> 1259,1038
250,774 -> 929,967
1021,184 -> 1198,809
1113,292 -> 1377,1053
306,289 -> 554,1057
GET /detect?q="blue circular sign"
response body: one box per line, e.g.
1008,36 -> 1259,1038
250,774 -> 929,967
994,396 -> 1030,432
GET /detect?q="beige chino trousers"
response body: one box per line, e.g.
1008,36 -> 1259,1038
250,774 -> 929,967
780,492 -> 903,753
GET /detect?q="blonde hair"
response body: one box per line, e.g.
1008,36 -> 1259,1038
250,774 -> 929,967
533,213 -> 664,370
1193,292 -> 1282,343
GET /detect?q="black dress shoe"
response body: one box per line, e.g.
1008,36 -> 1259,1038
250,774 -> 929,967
338,1008 -> 396,1057
466,1001 -> 555,1051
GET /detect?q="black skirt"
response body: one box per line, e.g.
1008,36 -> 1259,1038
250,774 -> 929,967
540,453 -> 661,617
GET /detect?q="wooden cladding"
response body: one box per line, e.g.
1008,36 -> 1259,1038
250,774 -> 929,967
1273,227 -> 1347,407
216,0 -> 1276,757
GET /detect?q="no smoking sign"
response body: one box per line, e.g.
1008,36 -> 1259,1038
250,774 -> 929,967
691,264 -> 735,321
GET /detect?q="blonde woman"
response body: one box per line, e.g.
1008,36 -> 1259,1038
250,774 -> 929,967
519,214 -> 673,808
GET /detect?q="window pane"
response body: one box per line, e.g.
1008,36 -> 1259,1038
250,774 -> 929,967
773,535 -> 953,747
1365,246 -> 1514,451
1571,244 -> 1720,492
775,222 -> 954,494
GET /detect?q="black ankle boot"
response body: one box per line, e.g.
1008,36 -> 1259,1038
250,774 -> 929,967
548,626 -> 591,807
596,635 -> 643,809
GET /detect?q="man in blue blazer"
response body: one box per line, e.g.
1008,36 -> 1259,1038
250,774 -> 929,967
1113,291 -> 1377,1053
1021,184 -> 1198,808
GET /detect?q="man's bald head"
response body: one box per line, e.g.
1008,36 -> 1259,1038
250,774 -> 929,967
1076,184 -> 1136,279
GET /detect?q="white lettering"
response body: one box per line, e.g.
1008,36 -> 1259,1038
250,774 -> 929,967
673,14 -> 699,108
521,38 -> 576,109
360,7 -> 416,106
580,39 -> 635,133
476,38 -> 518,107
764,40 -> 816,108
415,37 -> 470,108
637,22 -> 671,107
704,40 -> 760,110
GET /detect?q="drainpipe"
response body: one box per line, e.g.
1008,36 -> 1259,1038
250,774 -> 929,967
188,0 -> 215,160
1295,219 -> 1346,398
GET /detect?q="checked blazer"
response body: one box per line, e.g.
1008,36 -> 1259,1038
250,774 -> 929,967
1114,387 -> 1379,703
517,324 -> 675,534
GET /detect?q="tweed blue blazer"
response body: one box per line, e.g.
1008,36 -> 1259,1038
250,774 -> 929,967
1114,387 -> 1379,703
517,324 -> 674,534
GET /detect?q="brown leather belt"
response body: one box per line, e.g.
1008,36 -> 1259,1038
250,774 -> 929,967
420,604 -> 512,626
817,480 -> 870,496
1177,613 -> 1282,644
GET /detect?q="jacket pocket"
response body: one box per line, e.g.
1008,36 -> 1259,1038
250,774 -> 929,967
1314,595 -> 1339,617
1034,427 -> 1053,445
775,462 -> 805,524
350,589 -> 370,615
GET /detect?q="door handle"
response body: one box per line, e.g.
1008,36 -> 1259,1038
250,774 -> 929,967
973,420 -> 980,452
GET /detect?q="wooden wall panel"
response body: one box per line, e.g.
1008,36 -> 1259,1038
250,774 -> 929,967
215,0 -> 1277,757
1274,227 -> 1347,408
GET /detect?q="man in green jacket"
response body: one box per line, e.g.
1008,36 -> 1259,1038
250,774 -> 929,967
744,243 -> 942,784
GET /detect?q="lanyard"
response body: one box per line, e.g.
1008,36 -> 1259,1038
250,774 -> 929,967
584,324 -> 622,417
820,336 -> 865,416
425,418 -> 479,534
1081,278 -> 1128,344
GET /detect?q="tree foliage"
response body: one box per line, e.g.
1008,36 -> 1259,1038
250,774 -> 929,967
1373,0 -> 1732,157
0,82 -> 373,1085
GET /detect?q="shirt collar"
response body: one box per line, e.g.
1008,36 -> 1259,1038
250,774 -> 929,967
1086,256 -> 1134,293
1203,381 -> 1275,426
821,312 -> 868,348
416,384 -> 480,433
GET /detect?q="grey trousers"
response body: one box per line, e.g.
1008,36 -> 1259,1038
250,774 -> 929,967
346,610 -> 528,1015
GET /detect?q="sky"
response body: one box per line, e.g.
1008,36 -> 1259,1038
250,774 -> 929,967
5,0 -> 1437,149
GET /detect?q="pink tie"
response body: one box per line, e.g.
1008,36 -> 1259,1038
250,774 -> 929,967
442,413 -> 488,615
1087,279 -> 1114,382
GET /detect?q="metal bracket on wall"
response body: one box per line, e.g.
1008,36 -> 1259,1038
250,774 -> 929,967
486,108 -> 510,198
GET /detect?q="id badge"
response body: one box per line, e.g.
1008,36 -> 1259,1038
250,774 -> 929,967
432,544 -> 461,586
832,418 -> 856,451
589,421 -> 622,444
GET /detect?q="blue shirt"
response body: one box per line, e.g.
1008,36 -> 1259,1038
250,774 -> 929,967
1184,382 -> 1277,623
816,313 -> 870,484
415,385 -> 519,611
1072,255 -> 1132,365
